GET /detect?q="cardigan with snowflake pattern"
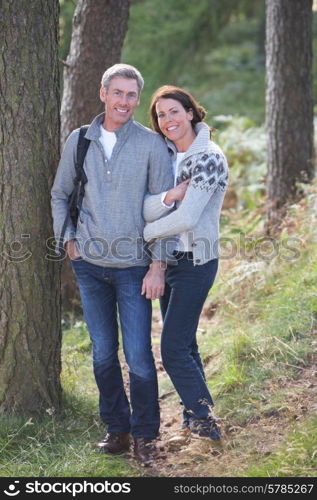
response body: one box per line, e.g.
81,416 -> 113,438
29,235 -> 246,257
143,122 -> 228,265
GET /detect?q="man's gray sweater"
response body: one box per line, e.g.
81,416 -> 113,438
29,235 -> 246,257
51,113 -> 174,267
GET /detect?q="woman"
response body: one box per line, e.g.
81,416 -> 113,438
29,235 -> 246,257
143,86 -> 228,441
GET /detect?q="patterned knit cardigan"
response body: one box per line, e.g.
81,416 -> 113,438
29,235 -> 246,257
143,122 -> 229,265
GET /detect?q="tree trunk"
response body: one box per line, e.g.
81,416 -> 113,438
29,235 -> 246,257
0,0 -> 62,415
61,0 -> 130,146
60,0 -> 130,315
265,0 -> 314,230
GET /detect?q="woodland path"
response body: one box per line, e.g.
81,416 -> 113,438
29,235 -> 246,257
122,303 -> 317,477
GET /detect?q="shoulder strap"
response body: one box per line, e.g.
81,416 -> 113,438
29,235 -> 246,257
75,125 -> 90,183
58,125 -> 91,255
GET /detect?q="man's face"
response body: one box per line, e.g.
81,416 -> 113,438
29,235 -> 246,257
100,77 -> 140,131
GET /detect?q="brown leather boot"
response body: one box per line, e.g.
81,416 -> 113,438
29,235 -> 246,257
133,438 -> 157,465
96,432 -> 130,454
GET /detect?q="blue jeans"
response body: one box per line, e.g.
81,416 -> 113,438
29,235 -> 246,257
71,259 -> 159,439
160,253 -> 218,423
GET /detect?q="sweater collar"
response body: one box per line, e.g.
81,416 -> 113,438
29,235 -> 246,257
166,122 -> 210,160
84,113 -> 133,141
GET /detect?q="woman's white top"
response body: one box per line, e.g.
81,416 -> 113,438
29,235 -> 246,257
169,152 -> 190,251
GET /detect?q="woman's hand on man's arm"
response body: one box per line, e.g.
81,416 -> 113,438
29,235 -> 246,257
163,179 -> 190,205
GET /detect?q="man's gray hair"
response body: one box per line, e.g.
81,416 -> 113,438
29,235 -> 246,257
101,64 -> 144,94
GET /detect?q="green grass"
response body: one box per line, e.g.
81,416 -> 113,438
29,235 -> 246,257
0,326 -> 138,477
198,206 -> 317,425
245,415 -> 317,477
0,407 -> 137,477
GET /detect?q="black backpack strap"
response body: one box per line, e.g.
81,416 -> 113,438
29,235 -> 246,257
58,125 -> 91,256
75,125 -> 90,183
73,125 -> 90,213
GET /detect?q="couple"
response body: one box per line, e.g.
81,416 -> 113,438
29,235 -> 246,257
51,64 -> 228,465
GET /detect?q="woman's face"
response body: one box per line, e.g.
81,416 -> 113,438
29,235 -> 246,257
155,98 -> 194,146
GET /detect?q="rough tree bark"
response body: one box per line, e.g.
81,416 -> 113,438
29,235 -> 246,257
265,0 -> 314,230
60,0 -> 130,314
0,0 -> 61,415
61,0 -> 130,146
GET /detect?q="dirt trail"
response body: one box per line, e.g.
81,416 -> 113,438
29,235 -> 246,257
126,303 -> 317,477
146,363 -> 317,477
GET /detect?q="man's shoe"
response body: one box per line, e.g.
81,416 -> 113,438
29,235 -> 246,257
133,438 -> 157,465
189,417 -> 222,441
96,432 -> 130,454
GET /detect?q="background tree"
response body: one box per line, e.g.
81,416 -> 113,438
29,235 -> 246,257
60,0 -> 130,314
0,0 -> 61,414
265,0 -> 314,231
61,0 -> 130,146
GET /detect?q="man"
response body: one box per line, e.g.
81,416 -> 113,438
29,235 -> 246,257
51,64 -> 174,465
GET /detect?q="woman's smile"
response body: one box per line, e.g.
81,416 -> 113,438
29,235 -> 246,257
156,98 -> 196,151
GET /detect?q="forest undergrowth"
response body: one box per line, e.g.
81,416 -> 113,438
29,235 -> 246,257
1,174 -> 316,477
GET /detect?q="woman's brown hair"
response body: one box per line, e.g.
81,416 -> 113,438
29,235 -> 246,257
150,85 -> 207,137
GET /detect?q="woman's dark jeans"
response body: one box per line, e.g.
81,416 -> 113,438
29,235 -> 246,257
160,253 -> 218,423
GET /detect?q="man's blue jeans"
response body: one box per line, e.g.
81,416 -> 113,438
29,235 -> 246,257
71,259 -> 159,439
160,253 -> 218,423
